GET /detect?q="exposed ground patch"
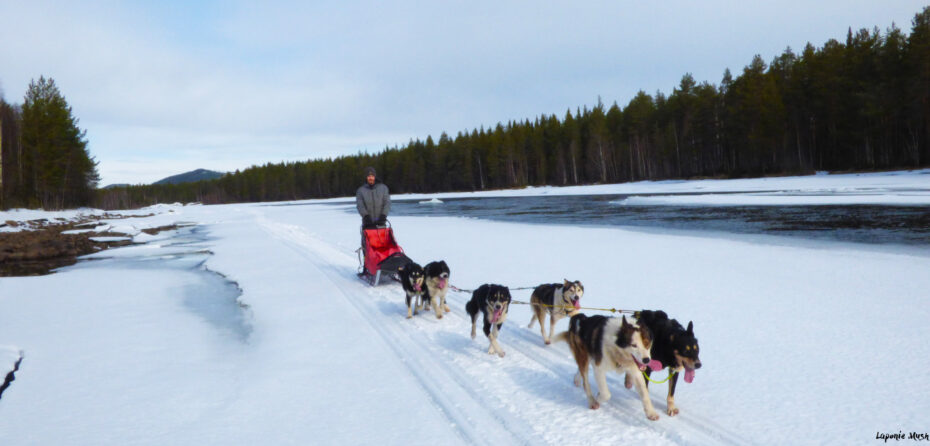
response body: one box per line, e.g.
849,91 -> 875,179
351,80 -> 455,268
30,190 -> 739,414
0,350 -> 23,401
0,215 -> 183,276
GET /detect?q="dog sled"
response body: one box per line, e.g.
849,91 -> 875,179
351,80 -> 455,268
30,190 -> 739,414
357,221 -> 413,286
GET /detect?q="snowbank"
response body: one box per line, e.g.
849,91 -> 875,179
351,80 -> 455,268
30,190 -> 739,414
614,191 -> 930,206
1,171 -> 929,444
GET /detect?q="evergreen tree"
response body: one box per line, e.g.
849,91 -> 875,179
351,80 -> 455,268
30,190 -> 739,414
20,76 -> 98,208
93,6 -> 930,209
906,6 -> 930,164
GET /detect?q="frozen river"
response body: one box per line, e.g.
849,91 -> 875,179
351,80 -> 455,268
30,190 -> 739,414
381,194 -> 930,249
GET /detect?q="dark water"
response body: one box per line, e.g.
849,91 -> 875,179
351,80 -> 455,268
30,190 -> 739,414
383,195 -> 930,248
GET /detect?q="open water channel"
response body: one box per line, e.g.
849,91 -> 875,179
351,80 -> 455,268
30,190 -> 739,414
383,194 -> 930,250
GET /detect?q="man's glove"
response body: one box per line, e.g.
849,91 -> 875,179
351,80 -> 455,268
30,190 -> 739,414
362,215 -> 372,226
376,215 -> 387,225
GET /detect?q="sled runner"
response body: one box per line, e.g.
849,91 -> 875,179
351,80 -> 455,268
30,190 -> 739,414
357,221 -> 412,286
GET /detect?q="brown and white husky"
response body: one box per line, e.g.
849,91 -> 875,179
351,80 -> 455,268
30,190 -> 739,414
553,313 -> 660,420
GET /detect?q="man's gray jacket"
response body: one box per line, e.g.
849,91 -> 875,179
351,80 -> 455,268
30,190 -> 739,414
356,182 -> 391,220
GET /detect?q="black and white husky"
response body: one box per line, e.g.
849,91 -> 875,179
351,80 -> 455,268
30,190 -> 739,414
528,279 -> 583,344
465,284 -> 512,357
396,262 -> 425,319
632,310 -> 702,416
422,260 -> 451,319
553,313 -> 660,420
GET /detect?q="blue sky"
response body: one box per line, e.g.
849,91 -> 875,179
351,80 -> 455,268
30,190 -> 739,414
1,0 -> 927,185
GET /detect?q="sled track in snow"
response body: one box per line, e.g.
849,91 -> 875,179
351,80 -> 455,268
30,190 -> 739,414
258,217 -> 751,445
440,290 -> 752,446
258,218 -> 536,446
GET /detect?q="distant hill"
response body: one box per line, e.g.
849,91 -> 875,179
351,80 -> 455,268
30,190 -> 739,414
153,169 -> 225,185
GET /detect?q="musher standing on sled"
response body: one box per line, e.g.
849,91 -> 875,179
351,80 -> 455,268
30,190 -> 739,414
356,166 -> 391,229
357,166 -> 409,285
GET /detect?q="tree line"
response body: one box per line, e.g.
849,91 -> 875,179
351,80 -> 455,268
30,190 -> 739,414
7,8 -> 930,210
98,7 -> 930,209
1,76 -> 99,210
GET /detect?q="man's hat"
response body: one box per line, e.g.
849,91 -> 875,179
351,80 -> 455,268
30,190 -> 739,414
365,166 -> 376,177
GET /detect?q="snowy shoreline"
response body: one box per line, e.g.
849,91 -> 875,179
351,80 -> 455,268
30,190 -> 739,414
1,170 -> 929,445
270,168 -> 930,204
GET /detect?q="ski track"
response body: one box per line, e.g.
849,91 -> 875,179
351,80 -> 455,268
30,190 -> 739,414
255,214 -> 750,445
440,291 -> 750,446
257,216 -> 533,446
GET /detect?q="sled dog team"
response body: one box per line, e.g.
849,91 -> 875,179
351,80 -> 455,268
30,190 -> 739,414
396,260 -> 703,421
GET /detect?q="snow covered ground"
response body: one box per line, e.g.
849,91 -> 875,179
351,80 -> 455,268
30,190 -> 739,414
286,168 -> 930,204
0,205 -> 173,232
2,170 -> 929,445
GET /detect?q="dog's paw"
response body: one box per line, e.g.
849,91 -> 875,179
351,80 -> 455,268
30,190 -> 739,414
443,305 -> 450,313
646,410 -> 660,421
544,338 -> 551,345
589,400 -> 600,410
667,406 -> 679,416
624,373 -> 633,389
498,350 -> 506,358
406,314 -> 412,319
596,392 -> 611,403
437,314 -> 443,319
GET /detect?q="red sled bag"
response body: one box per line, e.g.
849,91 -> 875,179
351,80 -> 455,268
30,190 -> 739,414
359,224 -> 412,285
363,227 -> 403,275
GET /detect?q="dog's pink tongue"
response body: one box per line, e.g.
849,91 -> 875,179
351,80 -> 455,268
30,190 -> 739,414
684,368 -> 695,383
439,278 -> 447,289
573,300 -> 581,310
414,283 -> 421,291
647,359 -> 664,371
491,308 -> 503,323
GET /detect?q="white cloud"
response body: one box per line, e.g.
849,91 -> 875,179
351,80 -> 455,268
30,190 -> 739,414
89,122 -> 411,184
2,0 -> 927,185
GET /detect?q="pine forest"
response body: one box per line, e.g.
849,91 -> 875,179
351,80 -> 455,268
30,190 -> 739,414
2,7 -> 929,210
